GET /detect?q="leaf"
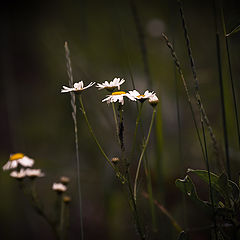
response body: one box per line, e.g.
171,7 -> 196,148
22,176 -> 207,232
187,169 -> 239,207
175,176 -> 210,211
226,24 -> 240,37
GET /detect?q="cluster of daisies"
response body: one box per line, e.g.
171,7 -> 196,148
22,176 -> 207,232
2,153 -> 44,179
61,77 -> 159,106
3,153 -> 71,196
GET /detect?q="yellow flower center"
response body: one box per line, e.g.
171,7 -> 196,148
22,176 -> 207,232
112,91 -> 126,95
10,153 -> 24,161
137,95 -> 145,98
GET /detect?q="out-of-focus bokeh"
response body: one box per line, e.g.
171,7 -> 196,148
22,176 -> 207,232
1,0 -> 240,239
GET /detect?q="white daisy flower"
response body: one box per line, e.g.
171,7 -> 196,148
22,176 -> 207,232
149,94 -> 159,107
25,168 -> 45,178
52,183 -> 67,192
128,90 -> 155,102
10,168 -> 27,179
61,81 -> 95,93
96,78 -> 125,91
102,91 -> 136,105
3,153 -> 35,171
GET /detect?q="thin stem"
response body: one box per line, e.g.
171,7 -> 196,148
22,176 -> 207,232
60,198 -> 65,240
142,191 -> 182,233
112,102 -> 119,136
25,180 -> 59,239
213,3 -> 231,178
144,158 -> 157,231
201,117 -> 218,239
134,108 -> 156,202
162,33 -> 205,161
64,42 -> 84,240
131,102 -> 144,161
116,104 -> 146,239
130,0 -> 152,88
221,8 -> 240,149
78,95 -> 115,170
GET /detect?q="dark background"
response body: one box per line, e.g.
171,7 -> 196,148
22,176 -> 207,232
1,0 -> 240,239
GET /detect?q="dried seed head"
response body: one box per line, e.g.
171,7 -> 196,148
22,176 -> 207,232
63,196 -> 71,203
60,176 -> 70,185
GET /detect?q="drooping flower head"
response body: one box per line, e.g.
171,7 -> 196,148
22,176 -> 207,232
148,94 -> 159,107
128,90 -> 155,103
3,153 -> 34,171
102,91 -> 136,105
52,183 -> 67,193
61,81 -> 95,94
96,78 -> 125,92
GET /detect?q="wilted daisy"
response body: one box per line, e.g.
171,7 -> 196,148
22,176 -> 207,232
61,81 -> 95,93
102,91 -> 136,105
3,153 -> 34,171
10,168 -> 27,179
128,90 -> 155,103
52,183 -> 67,193
96,78 -> 125,91
149,94 -> 159,107
25,168 -> 45,178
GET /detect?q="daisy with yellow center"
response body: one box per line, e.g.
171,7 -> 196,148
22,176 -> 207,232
61,81 -> 95,93
3,153 -> 34,171
102,91 -> 136,105
128,90 -> 156,103
96,77 -> 125,91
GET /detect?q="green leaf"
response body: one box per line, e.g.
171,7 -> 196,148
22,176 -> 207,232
187,169 -> 239,207
175,176 -> 210,211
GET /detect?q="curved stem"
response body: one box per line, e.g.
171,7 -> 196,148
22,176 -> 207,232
134,108 -> 156,202
78,95 -> 115,170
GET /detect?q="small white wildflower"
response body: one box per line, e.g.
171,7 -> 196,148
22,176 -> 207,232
102,91 -> 136,105
3,153 -> 34,171
148,94 -> 159,107
10,168 -> 27,179
52,183 -> 67,192
61,81 -> 95,93
96,78 -> 125,91
25,168 -> 45,178
128,90 -> 155,102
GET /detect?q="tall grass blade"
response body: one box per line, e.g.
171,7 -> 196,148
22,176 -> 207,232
177,0 -> 222,168
162,33 -> 205,161
130,0 -> 152,88
201,118 -> 218,239
212,1 -> 231,179
64,42 -> 84,240
221,8 -> 240,149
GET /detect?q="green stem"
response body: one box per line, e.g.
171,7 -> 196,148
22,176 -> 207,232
144,158 -> 157,231
134,108 -> 156,202
60,198 -> 65,240
112,102 -> 119,136
142,191 -> 182,233
78,95 -> 115,171
131,102 -> 144,160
